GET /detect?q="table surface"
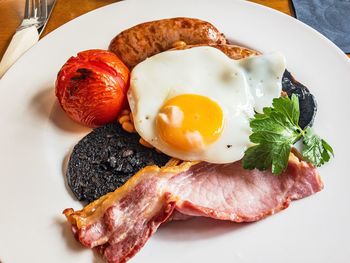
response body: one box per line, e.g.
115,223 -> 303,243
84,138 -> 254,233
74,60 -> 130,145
0,0 -> 349,59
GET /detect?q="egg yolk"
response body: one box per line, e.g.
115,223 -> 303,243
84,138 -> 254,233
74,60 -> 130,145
156,94 -> 224,152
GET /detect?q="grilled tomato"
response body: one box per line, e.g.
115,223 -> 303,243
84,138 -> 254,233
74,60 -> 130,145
55,49 -> 130,127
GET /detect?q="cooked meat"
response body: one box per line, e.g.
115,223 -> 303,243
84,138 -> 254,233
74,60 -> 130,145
68,42 -> 316,203
64,153 -> 323,263
109,17 -> 227,68
282,70 -> 317,128
66,122 -> 170,203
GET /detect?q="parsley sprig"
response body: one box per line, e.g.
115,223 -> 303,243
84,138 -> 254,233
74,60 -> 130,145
242,94 -> 333,175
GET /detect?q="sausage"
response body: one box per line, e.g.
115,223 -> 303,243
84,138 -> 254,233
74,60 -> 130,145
177,43 -> 260,59
109,17 -> 227,68
208,44 -> 260,59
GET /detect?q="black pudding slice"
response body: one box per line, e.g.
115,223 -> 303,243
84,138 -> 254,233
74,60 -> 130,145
67,122 -> 171,203
282,70 -> 317,129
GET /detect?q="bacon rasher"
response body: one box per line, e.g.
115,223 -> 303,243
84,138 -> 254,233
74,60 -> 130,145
64,153 -> 323,263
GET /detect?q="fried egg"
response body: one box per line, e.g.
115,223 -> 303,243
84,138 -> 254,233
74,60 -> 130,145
128,46 -> 285,163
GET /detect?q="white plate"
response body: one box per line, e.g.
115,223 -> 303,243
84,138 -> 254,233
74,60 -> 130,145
1,0 -> 349,262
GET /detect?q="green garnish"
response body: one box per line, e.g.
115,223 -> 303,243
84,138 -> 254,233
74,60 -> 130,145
242,94 -> 334,175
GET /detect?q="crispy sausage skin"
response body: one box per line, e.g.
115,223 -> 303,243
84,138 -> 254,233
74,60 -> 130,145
177,44 -> 260,59
109,17 -> 227,68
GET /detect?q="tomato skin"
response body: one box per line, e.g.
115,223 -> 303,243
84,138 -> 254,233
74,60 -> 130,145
55,49 -> 130,127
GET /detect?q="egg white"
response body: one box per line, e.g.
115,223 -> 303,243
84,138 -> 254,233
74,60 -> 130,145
128,46 -> 286,163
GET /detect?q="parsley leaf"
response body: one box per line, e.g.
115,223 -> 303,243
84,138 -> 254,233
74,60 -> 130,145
243,143 -> 290,175
242,94 -> 333,175
243,144 -> 273,171
272,94 -> 300,126
302,127 -> 334,167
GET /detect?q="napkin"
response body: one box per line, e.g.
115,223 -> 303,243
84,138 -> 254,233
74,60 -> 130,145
292,0 -> 350,53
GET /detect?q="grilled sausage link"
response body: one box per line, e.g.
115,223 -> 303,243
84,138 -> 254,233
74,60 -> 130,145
109,17 -> 227,68
174,43 -> 260,59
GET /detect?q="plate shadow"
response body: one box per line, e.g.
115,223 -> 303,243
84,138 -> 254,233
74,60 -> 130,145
157,216 -> 251,242
55,217 -> 85,253
29,87 -> 90,134
56,216 -> 104,263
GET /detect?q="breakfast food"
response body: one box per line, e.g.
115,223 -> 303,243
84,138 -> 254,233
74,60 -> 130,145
56,49 -> 129,127
67,122 -> 170,202
129,46 -> 285,163
282,70 -> 317,128
64,153 -> 323,263
66,45 -> 316,201
60,17 -> 333,263
109,17 -> 227,68
176,44 -> 317,129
